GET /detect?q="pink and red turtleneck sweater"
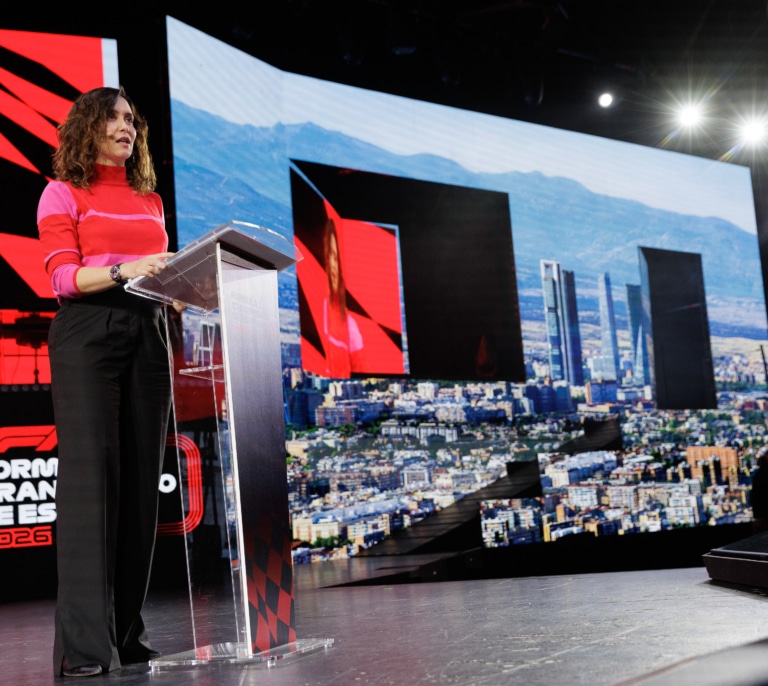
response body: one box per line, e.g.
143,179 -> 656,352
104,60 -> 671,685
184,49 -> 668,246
37,164 -> 167,299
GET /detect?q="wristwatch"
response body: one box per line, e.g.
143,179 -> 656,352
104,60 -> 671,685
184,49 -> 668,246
109,263 -> 127,285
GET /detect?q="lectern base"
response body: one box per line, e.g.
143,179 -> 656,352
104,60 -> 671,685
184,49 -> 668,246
149,638 -> 334,670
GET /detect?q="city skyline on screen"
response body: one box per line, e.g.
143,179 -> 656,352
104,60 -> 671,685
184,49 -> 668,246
166,16 -> 768,557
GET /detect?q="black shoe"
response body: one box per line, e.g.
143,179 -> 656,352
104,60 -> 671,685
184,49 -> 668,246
119,647 -> 161,664
61,659 -> 103,678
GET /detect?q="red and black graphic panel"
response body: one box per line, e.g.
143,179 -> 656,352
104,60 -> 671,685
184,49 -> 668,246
0,419 -> 201,550
0,421 -> 57,551
292,166 -> 406,378
0,29 -> 115,383
292,159 -> 525,382
0,309 -> 53,385
0,29 -> 108,244
243,513 -> 296,652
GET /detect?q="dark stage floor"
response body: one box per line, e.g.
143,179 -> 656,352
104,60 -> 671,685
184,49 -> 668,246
4,558 -> 768,685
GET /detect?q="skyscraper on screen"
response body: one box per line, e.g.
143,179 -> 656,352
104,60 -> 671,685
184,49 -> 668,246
562,270 -> 584,385
598,272 -> 620,381
540,260 -> 583,385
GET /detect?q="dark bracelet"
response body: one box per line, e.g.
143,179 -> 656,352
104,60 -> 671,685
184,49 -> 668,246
109,263 -> 127,285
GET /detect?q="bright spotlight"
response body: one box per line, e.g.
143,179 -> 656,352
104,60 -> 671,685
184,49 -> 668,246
677,104 -> 704,129
737,118 -> 767,146
598,92 -> 614,108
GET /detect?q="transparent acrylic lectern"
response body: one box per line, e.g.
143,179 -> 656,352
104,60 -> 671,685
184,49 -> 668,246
126,221 -> 333,668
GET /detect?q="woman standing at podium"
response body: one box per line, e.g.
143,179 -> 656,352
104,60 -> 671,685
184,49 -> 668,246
38,86 -> 175,678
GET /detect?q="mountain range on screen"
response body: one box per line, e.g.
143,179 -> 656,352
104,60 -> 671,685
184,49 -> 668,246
170,99 -> 767,339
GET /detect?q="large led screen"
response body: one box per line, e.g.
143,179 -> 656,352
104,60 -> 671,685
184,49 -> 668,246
167,17 -> 768,558
0,30 -> 119,556
0,31 -> 188,571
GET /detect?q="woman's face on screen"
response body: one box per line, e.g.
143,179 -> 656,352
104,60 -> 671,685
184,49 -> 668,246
327,231 -> 340,291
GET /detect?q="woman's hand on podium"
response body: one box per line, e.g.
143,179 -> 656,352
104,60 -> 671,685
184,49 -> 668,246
121,252 -> 175,280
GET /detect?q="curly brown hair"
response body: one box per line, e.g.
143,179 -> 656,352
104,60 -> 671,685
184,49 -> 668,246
52,86 -> 156,193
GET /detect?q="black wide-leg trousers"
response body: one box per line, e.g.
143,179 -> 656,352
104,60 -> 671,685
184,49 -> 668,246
49,290 -> 172,675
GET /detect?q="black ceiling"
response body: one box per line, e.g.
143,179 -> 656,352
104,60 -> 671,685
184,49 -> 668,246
5,1 -> 768,160
166,0 -> 768,157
